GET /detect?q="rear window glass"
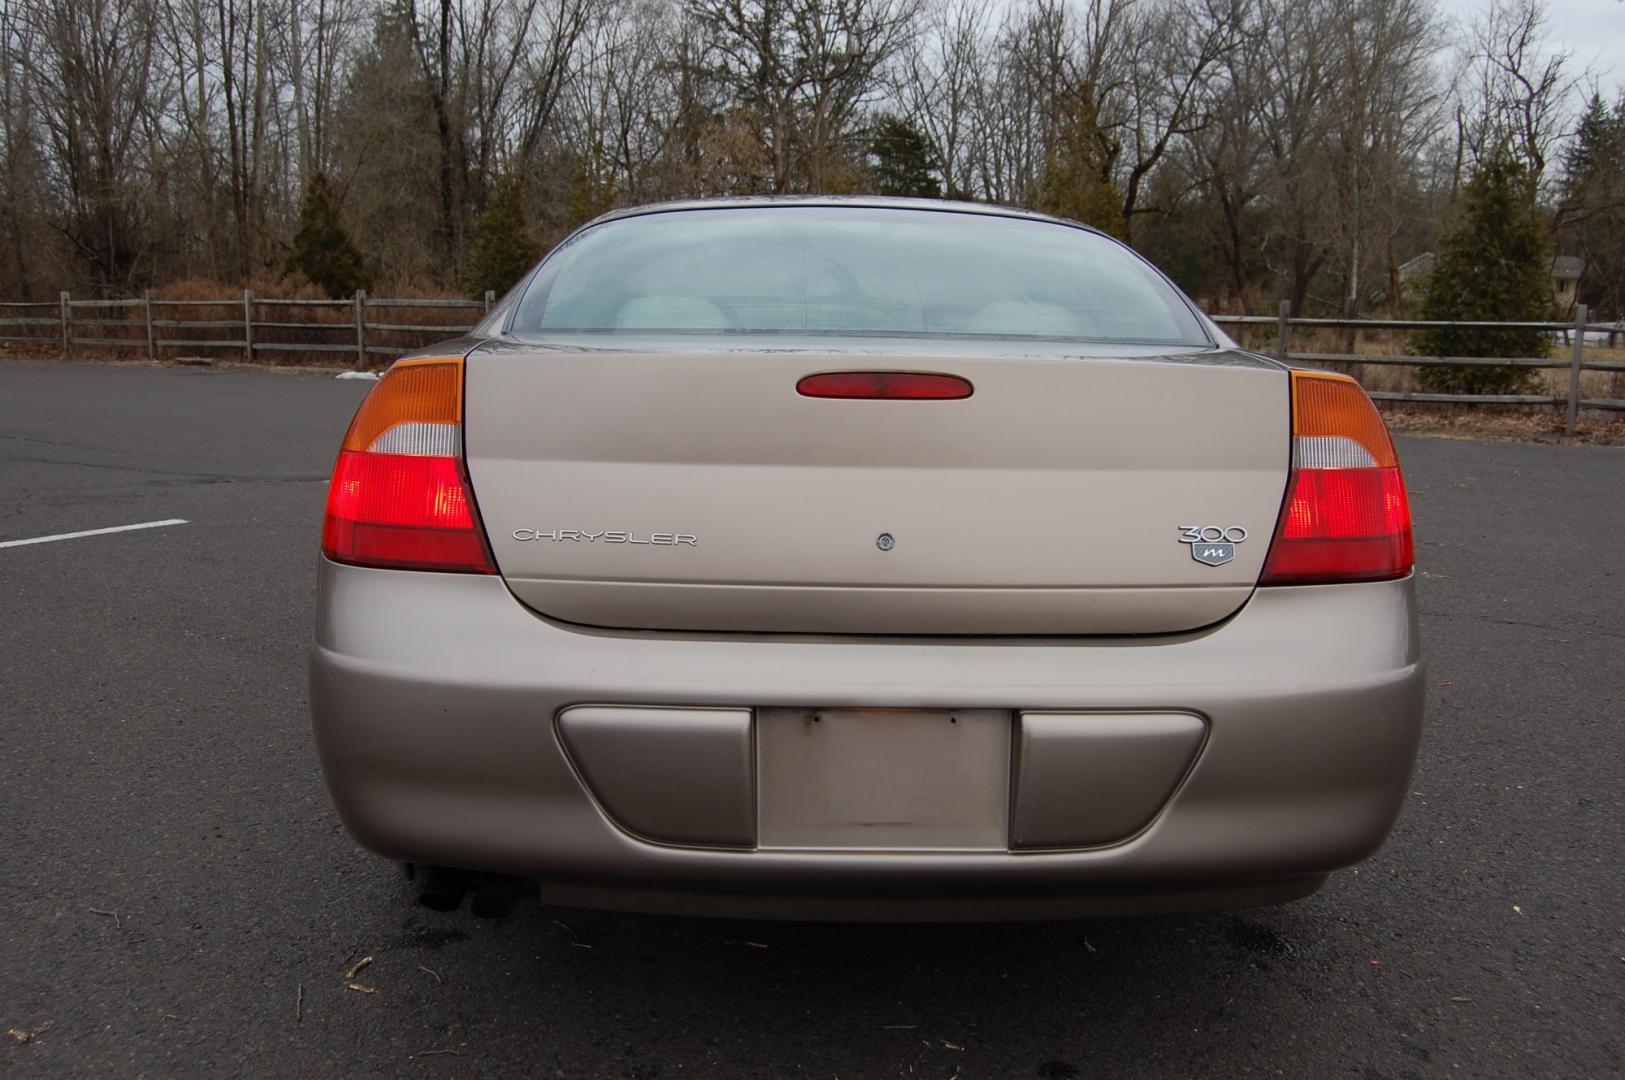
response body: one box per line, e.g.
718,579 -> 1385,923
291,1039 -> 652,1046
509,206 -> 1209,346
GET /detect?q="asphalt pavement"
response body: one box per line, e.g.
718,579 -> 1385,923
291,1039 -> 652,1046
1,358 -> 1621,1078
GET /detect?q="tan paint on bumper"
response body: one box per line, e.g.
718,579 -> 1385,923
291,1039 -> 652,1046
310,560 -> 1423,914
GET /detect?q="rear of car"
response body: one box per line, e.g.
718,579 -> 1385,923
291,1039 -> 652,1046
310,200 -> 1422,920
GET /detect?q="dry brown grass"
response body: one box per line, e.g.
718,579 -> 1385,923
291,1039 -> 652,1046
1224,323 -> 1625,443
1349,341 -> 1624,401
1379,402 -> 1625,445
0,279 -> 488,368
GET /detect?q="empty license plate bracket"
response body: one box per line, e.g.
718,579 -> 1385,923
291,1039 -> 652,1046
755,708 -> 1011,850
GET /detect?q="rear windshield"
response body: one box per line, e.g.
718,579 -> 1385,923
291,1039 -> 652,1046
509,206 -> 1210,346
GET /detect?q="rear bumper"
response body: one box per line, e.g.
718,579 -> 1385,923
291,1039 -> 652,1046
309,560 -> 1423,918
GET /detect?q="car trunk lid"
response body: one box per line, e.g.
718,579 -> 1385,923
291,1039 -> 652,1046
463,341 -> 1289,635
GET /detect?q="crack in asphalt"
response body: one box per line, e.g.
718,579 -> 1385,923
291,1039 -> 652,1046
0,432 -> 127,455
1419,608 -> 1625,640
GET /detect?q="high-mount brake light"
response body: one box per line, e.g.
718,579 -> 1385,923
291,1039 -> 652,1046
321,357 -> 495,574
797,371 -> 974,400
1259,370 -> 1414,586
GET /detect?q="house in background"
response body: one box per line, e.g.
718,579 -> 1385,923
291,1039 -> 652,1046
1550,255 -> 1583,315
1395,252 -> 1585,316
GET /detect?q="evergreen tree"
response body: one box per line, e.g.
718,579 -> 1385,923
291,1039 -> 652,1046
564,159 -> 617,233
284,172 -> 371,298
467,173 -> 542,298
1559,94 -> 1625,320
1562,95 -> 1619,181
868,116 -> 942,198
1033,88 -> 1125,238
1413,159 -> 1551,394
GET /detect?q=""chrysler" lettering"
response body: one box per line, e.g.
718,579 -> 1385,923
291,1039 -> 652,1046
512,529 -> 698,546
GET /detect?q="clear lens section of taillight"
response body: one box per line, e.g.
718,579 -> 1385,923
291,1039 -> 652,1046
1260,372 -> 1414,586
320,359 -> 495,574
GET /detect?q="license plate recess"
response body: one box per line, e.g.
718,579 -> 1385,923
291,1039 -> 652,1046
756,708 -> 1011,850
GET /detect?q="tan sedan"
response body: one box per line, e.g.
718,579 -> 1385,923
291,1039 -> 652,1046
310,198 -> 1422,920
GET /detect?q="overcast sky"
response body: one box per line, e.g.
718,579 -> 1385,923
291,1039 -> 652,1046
1439,0 -> 1622,94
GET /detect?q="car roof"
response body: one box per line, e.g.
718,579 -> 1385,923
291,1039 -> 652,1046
578,196 -> 1105,236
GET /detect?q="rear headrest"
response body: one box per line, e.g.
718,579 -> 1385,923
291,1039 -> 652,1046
962,300 -> 1082,336
614,295 -> 731,330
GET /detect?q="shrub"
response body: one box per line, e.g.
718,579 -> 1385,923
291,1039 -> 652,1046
1033,87 -> 1126,238
468,173 -> 542,298
869,115 -> 942,199
285,173 -> 372,299
1413,159 -> 1552,395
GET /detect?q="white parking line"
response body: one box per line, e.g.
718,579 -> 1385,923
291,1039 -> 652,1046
0,518 -> 189,549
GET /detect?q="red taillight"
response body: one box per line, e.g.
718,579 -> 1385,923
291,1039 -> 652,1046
322,451 -> 492,572
1261,467 -> 1414,584
797,371 -> 973,400
1260,371 -> 1414,586
320,358 -> 495,574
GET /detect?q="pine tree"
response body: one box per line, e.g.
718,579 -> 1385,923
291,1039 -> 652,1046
1033,87 -> 1125,238
467,173 -> 542,298
284,172 -> 371,298
1413,159 -> 1552,394
1562,95 -> 1616,181
1560,94 -> 1625,320
564,159 -> 617,233
869,116 -> 942,198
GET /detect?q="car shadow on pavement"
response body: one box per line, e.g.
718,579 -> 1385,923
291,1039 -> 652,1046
346,891 -> 1385,1078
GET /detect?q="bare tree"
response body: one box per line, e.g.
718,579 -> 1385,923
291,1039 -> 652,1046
688,0 -> 921,192
1246,0 -> 1337,313
512,0 -> 597,171
287,0 -> 365,177
20,0 -> 165,288
214,0 -> 285,278
1184,1 -> 1271,308
403,0 -> 589,263
0,4 -> 46,295
1116,0 -> 1244,242
159,0 -> 227,277
1319,0 -> 1446,324
898,0 -> 991,198
1455,0 -> 1576,196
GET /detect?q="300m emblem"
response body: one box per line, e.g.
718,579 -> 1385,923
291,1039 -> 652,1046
1178,524 -> 1248,566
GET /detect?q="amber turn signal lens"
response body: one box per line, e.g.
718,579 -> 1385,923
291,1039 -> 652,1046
1287,370 -> 1399,469
340,357 -> 464,452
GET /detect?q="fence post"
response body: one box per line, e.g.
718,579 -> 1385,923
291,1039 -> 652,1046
1276,299 -> 1292,363
354,289 -> 367,371
484,289 -> 495,313
243,288 -> 254,364
1565,303 -> 1587,436
59,291 -> 71,360
144,290 -> 155,362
